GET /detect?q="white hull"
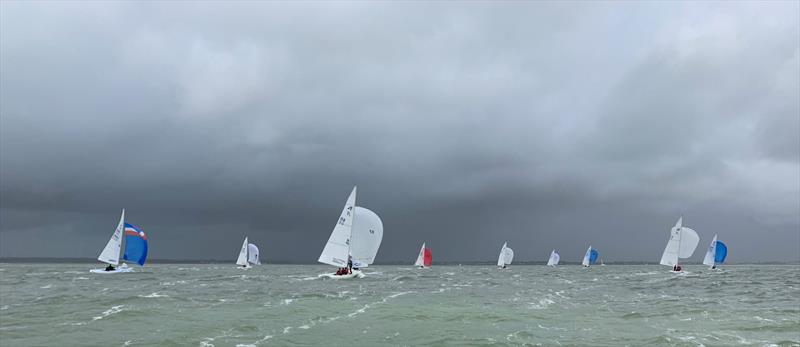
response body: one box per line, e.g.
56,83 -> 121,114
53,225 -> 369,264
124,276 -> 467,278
318,270 -> 365,279
90,267 -> 134,274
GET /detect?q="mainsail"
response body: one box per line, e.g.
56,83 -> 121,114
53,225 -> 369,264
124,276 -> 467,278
414,243 -> 432,267
659,217 -> 700,267
547,249 -> 560,266
248,243 -> 260,265
349,206 -> 383,268
236,237 -> 249,266
318,187 -> 357,267
97,209 -> 125,265
582,246 -> 593,267
497,242 -> 514,267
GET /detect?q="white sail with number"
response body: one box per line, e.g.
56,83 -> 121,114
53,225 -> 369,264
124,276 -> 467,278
349,206 -> 383,268
97,210 -> 125,265
318,187 -> 357,267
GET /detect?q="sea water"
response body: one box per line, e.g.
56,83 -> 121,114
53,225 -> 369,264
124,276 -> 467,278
0,264 -> 798,346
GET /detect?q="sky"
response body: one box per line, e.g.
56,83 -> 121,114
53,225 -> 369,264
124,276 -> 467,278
1,1 -> 798,263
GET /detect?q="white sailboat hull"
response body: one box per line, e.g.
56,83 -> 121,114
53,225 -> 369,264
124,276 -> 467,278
90,267 -> 134,274
318,269 -> 365,279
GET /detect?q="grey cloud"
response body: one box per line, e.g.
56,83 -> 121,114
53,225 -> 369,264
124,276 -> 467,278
1,2 -> 798,263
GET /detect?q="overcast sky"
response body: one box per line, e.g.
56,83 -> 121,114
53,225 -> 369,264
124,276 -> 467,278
1,1 -> 798,263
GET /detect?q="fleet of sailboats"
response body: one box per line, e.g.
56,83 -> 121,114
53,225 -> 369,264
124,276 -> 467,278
414,242 -> 433,268
236,237 -> 261,269
89,206 -> 727,274
90,209 -> 149,274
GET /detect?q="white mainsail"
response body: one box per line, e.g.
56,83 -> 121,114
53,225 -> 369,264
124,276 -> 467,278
247,243 -> 260,265
659,217 -> 700,267
497,242 -> 514,267
547,249 -> 560,266
318,187 -> 357,267
350,206 -> 383,268
236,237 -> 249,266
702,234 -> 718,268
582,246 -> 592,267
414,242 -> 427,267
98,209 -> 125,265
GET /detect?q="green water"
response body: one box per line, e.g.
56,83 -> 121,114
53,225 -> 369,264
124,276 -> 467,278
0,264 -> 798,346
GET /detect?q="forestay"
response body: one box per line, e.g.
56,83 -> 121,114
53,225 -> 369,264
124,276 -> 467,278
318,187 -> 357,267
98,209 -> 125,266
350,206 -> 383,268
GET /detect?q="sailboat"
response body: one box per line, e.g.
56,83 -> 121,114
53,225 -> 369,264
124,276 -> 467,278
414,242 -> 432,268
582,246 -> 599,267
702,234 -> 728,270
497,242 -> 514,269
600,257 -> 607,266
546,249 -> 560,266
90,209 -> 149,274
318,187 -> 384,279
659,216 -> 700,273
236,237 -> 261,269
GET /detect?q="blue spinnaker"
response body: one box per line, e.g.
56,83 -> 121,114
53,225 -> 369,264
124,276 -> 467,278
122,223 -> 148,266
714,241 -> 727,264
589,249 -> 599,264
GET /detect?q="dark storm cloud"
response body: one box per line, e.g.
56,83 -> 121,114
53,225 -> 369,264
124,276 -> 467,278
1,1 -> 798,263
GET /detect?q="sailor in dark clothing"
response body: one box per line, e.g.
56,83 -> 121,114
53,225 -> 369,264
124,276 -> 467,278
105,264 -> 115,271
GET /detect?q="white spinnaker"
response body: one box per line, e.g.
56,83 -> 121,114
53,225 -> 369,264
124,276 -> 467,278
318,187 -> 357,267
98,209 -> 125,265
582,246 -> 592,266
703,234 -> 717,267
659,217 -> 700,266
350,206 -> 383,268
547,250 -> 560,266
236,237 -> 249,266
497,243 -> 513,266
248,243 -> 260,265
414,242 -> 426,267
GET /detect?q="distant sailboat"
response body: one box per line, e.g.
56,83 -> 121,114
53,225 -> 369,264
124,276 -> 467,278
318,187 -> 384,279
659,216 -> 700,272
497,242 -> 514,269
546,249 -> 560,266
582,246 -> 599,267
90,209 -> 148,274
414,242 -> 432,268
236,237 -> 261,269
702,234 -> 728,270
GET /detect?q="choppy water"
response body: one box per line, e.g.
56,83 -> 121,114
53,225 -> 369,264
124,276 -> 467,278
1,264 -> 798,346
